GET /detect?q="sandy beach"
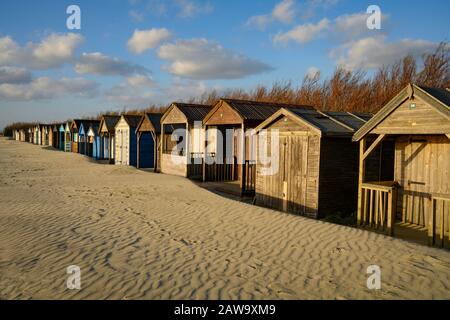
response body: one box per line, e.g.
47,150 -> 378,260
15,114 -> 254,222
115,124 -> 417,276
0,137 -> 449,300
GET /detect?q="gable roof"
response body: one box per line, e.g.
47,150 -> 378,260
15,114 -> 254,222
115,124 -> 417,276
203,98 -> 316,125
87,122 -> 100,136
70,119 -> 83,130
79,120 -> 100,135
136,112 -> 175,134
121,114 -> 143,128
161,102 -> 212,123
255,107 -> 371,136
99,115 -> 121,132
353,84 -> 450,141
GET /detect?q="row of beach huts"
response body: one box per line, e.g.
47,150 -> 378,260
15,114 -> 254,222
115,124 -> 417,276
10,84 -> 450,248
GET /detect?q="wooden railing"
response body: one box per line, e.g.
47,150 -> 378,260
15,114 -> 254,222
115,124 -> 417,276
428,193 -> 450,248
358,181 -> 398,236
204,155 -> 236,182
188,152 -> 204,179
242,160 -> 256,194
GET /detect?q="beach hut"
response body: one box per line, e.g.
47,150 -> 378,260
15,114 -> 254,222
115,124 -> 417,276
254,107 -> 373,218
50,124 -> 59,148
136,113 -> 174,171
87,122 -> 101,159
160,103 -> 212,178
70,120 -> 82,153
99,115 -> 121,163
353,84 -> 450,247
33,124 -> 41,145
202,99 -> 314,195
64,122 -> 72,152
114,114 -> 143,167
28,128 -> 33,143
58,124 -> 65,151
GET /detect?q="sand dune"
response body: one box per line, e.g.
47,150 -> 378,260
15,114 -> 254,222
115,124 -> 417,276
0,137 -> 449,299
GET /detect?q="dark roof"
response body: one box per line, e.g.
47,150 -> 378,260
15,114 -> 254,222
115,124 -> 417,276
287,108 -> 361,135
101,115 -> 121,132
324,112 -> 372,131
146,113 -> 163,134
71,119 -> 83,129
122,115 -> 143,128
419,86 -> 450,107
221,98 -> 315,121
173,103 -> 212,122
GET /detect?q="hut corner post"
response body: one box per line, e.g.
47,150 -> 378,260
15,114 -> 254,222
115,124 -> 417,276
357,138 -> 366,226
137,132 -> 141,169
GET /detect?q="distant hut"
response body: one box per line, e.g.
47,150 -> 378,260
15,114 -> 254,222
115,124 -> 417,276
58,124 -> 65,151
33,124 -> 41,145
114,114 -> 143,166
51,124 -> 59,149
160,103 -> 212,178
136,113 -> 174,171
202,99 -> 313,195
70,120 -> 82,153
28,127 -> 33,143
64,122 -> 72,152
254,107 -> 373,218
353,84 -> 450,246
87,122 -> 101,159
99,115 -> 121,163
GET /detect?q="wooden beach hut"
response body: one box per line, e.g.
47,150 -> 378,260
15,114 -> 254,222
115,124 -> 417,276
70,120 -> 82,153
77,120 -> 101,156
64,122 -> 72,152
353,84 -> 450,247
136,113 -> 174,171
202,99 -> 315,195
58,124 -> 65,151
99,115 -> 121,163
114,114 -> 143,167
87,122 -> 101,159
160,103 -> 212,178
50,124 -> 60,149
28,127 -> 33,143
254,107 -> 373,218
33,124 -> 41,145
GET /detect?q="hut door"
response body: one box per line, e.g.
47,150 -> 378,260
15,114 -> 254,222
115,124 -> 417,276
401,139 -> 429,226
281,135 -> 308,214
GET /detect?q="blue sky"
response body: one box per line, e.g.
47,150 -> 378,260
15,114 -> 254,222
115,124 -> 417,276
0,0 -> 449,129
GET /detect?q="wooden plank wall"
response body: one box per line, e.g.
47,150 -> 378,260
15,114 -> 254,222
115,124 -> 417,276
255,116 -> 320,218
394,135 -> 449,228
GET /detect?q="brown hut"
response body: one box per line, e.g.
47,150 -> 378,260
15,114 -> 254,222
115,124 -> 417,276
70,120 -> 82,153
353,84 -> 450,247
254,107 -> 373,218
202,99 -> 318,195
160,103 -> 212,178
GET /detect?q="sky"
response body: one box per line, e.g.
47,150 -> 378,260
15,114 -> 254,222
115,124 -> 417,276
0,0 -> 449,130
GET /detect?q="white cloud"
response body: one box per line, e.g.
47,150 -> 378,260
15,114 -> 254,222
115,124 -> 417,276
127,28 -> 171,54
175,0 -> 213,18
246,0 -> 296,30
157,38 -> 273,80
75,52 -> 149,76
273,18 -> 329,45
0,33 -> 84,70
0,77 -> 98,101
334,12 -> 388,41
0,66 -> 32,84
125,74 -> 155,87
330,36 -> 438,70
272,0 -> 296,23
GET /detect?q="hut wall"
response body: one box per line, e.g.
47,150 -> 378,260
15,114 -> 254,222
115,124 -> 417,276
394,134 -> 449,227
373,96 -> 450,135
115,118 -> 130,165
255,116 -> 320,218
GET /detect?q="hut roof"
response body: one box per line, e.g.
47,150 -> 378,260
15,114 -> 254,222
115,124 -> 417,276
220,99 -> 315,121
101,115 -> 121,132
353,84 -> 450,141
173,103 -> 212,122
122,115 -> 143,128
136,113 -> 175,134
255,107 -> 371,136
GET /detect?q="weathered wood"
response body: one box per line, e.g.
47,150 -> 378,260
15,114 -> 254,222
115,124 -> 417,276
363,134 -> 386,160
357,138 -> 366,225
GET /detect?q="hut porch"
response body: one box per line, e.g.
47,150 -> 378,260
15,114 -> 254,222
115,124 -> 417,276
354,84 -> 450,249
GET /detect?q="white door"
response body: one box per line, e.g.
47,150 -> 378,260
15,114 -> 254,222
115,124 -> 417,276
123,129 -> 129,165
116,129 -> 122,164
